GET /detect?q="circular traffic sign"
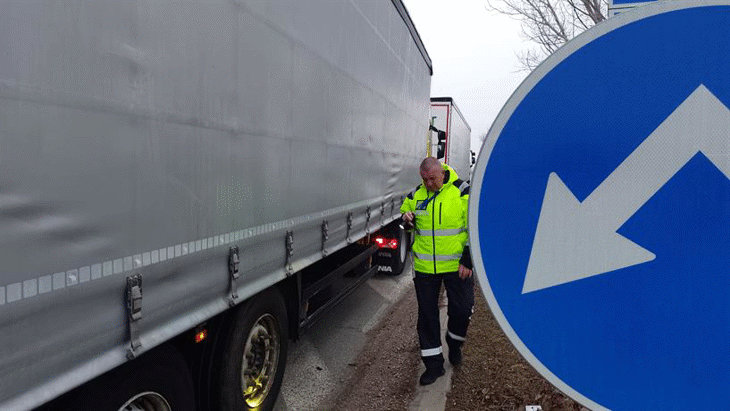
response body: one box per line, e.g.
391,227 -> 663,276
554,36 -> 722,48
470,2 -> 730,409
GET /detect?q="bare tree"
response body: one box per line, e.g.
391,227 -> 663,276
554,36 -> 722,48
487,0 -> 608,71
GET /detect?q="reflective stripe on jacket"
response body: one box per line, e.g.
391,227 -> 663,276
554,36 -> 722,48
400,164 -> 469,274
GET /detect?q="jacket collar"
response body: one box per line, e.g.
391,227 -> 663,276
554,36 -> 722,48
441,163 -> 460,186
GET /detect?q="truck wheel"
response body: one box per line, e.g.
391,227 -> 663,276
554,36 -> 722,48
73,345 -> 195,411
213,288 -> 288,411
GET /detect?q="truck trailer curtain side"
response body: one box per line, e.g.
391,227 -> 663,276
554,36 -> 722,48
0,1 -> 432,410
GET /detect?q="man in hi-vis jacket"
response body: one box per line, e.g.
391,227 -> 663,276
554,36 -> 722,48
401,157 -> 474,385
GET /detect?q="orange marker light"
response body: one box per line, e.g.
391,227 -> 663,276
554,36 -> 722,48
194,328 -> 208,343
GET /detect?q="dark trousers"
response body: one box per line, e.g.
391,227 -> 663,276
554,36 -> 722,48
413,271 -> 474,368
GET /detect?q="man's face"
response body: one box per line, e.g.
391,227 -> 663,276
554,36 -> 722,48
420,165 -> 445,192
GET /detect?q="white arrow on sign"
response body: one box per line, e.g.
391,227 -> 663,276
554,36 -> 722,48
523,84 -> 730,294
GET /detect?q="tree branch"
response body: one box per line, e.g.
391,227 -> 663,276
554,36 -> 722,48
486,0 -> 607,71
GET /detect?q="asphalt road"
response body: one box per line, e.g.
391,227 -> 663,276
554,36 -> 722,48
273,265 -> 414,411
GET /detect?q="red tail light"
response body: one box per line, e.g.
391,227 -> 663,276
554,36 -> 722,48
374,237 -> 399,250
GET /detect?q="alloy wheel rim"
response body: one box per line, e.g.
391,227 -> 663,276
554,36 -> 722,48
240,313 -> 280,408
119,391 -> 171,411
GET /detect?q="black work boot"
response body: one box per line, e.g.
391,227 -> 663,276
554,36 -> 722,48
446,334 -> 463,367
419,355 -> 445,385
419,365 -> 445,385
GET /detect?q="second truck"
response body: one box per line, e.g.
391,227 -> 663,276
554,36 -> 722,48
429,97 -> 474,180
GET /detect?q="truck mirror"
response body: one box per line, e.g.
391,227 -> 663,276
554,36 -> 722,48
437,131 -> 446,159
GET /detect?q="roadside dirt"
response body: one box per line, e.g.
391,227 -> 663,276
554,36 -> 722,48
333,276 -> 587,411
446,288 -> 584,411
331,286 -> 421,411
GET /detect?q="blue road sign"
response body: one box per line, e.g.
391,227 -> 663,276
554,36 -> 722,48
470,2 -> 730,410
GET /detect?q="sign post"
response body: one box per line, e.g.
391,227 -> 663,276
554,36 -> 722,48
470,2 -> 730,409
608,0 -> 654,16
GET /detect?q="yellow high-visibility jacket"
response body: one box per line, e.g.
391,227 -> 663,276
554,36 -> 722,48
400,163 -> 471,274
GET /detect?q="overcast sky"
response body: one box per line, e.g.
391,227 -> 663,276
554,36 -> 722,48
401,0 -> 531,153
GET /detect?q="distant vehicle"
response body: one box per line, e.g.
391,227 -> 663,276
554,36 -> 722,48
429,97 -> 473,179
0,1 -> 432,410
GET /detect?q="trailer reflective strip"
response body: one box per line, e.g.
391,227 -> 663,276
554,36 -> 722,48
414,253 -> 462,261
447,330 -> 466,342
91,264 -> 102,280
66,270 -> 79,286
7,283 -> 21,303
113,259 -> 123,274
53,272 -> 66,289
80,266 -> 91,283
421,346 -> 443,357
415,228 -> 465,236
39,276 -> 52,294
0,195 -> 406,304
23,279 -> 37,298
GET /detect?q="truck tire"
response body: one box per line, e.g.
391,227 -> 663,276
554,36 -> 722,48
212,288 -> 288,411
73,345 -> 195,411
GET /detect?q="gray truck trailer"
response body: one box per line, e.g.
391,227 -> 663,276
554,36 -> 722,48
0,1 -> 432,410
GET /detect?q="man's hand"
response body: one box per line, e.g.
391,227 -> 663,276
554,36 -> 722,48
402,212 -> 415,224
458,264 -> 472,279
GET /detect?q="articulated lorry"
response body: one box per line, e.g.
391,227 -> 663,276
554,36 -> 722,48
429,97 -> 473,180
0,1 -> 432,410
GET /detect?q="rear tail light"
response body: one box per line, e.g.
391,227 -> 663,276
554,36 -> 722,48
374,236 -> 399,250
